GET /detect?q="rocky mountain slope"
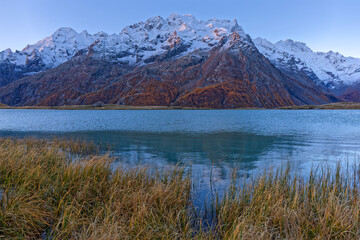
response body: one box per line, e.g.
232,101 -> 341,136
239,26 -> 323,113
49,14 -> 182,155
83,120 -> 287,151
254,38 -> 360,87
0,14 -> 344,108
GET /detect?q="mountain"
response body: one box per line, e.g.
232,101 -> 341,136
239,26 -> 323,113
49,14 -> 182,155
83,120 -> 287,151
0,28 -> 104,87
254,38 -> 360,88
0,14 -> 341,108
0,15 -> 249,70
254,38 -> 360,102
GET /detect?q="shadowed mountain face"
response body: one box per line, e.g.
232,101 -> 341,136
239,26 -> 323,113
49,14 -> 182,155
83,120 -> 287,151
0,61 -> 46,87
0,14 -> 341,108
336,84 -> 360,102
0,33 -> 339,108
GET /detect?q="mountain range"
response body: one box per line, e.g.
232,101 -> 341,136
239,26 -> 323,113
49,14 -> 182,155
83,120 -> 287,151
0,13 -> 358,108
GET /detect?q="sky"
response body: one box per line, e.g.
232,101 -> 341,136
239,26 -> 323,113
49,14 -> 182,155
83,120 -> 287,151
0,0 -> 359,57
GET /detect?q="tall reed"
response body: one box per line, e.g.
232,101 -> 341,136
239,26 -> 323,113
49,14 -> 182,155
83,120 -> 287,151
0,138 -> 193,239
211,163 -> 360,239
2,137 -> 360,239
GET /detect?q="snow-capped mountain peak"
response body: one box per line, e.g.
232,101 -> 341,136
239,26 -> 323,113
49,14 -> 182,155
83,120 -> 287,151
254,37 -> 360,86
1,14 -> 359,88
20,27 -> 102,67
275,39 -> 313,53
0,14 -> 251,70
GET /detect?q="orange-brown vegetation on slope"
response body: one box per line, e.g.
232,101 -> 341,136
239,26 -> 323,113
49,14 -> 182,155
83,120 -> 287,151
78,83 -> 126,105
0,37 -> 339,108
122,80 -> 178,106
176,81 -> 295,109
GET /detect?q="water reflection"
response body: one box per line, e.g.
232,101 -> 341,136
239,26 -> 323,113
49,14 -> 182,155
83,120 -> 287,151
0,130 -> 296,191
1,109 -> 360,201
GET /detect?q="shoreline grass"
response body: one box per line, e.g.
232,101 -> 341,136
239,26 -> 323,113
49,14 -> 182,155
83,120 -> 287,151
278,102 -> 360,110
2,102 -> 360,110
212,163 -> 360,239
1,138 -> 360,239
0,104 -> 211,110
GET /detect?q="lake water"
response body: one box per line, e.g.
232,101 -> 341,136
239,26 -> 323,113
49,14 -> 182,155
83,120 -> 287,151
1,109 -> 360,199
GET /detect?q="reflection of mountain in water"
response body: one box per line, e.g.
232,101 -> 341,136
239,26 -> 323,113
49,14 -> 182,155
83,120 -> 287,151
76,131 -> 282,167
3,110 -> 360,210
2,129 -> 358,178
2,129 -> 360,205
0,130 -> 289,202
0,130 -> 287,174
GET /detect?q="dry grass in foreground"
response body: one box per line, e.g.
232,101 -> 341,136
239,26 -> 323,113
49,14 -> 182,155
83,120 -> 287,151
213,164 -> 360,239
1,138 -> 360,239
0,138 -> 193,239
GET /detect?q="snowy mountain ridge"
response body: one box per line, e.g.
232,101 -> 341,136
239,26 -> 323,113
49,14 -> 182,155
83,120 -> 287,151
1,13 -> 360,87
0,13 -> 248,69
254,38 -> 360,87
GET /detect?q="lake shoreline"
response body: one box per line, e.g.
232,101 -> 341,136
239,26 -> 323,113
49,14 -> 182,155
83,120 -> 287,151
1,102 -> 360,110
2,137 -> 360,239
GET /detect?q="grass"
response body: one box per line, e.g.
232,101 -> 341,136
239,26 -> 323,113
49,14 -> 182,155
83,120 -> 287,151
0,138 -> 193,239
0,104 -> 211,110
212,163 -> 360,239
279,102 -> 360,110
1,138 -> 360,239
2,102 -> 360,110
0,103 -> 9,109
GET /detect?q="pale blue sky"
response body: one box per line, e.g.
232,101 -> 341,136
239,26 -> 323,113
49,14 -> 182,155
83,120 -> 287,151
1,0 -> 360,57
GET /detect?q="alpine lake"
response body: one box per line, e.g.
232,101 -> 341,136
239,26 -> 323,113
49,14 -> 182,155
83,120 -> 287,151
1,109 -> 360,202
